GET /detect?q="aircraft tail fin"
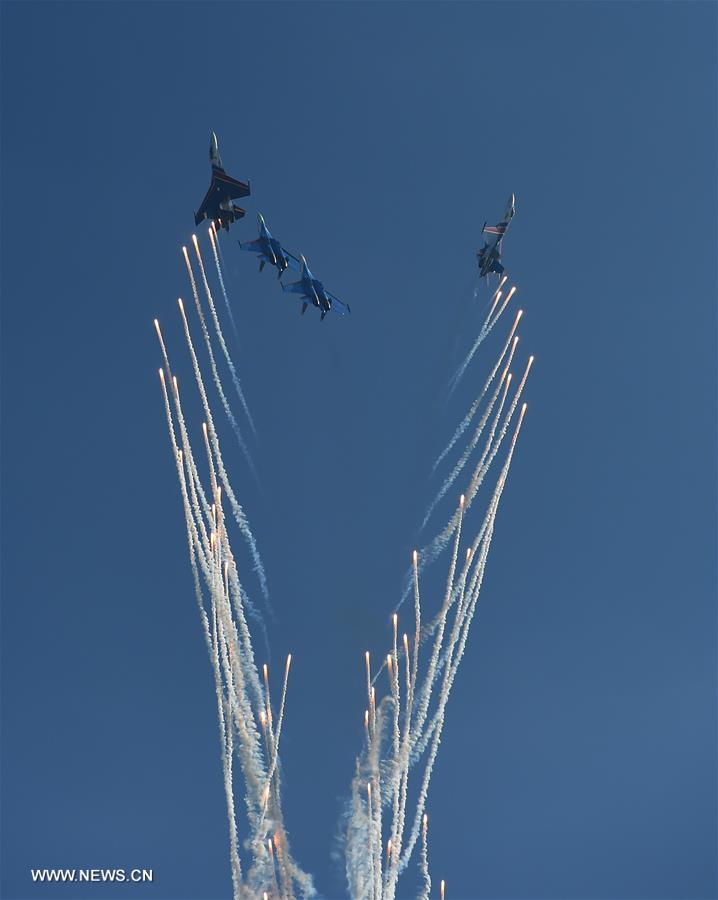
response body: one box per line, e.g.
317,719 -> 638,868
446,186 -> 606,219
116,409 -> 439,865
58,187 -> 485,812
210,132 -> 223,169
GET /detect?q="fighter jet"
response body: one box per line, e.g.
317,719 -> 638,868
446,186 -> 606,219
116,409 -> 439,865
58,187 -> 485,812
239,214 -> 300,278
476,194 -> 516,278
194,132 -> 251,232
281,256 -> 351,320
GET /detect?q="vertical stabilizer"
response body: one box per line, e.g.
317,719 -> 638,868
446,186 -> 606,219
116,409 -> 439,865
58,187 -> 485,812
210,132 -> 223,170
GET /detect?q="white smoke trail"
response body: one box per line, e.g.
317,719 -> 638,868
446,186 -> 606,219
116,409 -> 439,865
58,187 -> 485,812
211,220 -> 230,274
158,240 -> 531,898
209,224 -> 241,345
396,406 -> 527,876
155,324 -> 213,555
175,296 -> 270,604
409,497 -> 465,752
402,352 -> 533,608
449,285 -> 517,393
157,346 -> 315,899
422,348 -> 515,529
464,355 -> 534,503
419,814 -> 431,900
432,310 -> 522,476
192,236 -> 257,436
158,374 -> 259,889
181,249 -> 257,478
260,654 -> 292,823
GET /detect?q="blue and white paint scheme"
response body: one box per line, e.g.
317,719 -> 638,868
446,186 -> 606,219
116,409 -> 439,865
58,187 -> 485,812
281,255 -> 351,321
239,214 -> 300,278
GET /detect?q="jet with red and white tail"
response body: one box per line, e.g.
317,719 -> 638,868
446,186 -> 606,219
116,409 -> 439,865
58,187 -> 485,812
476,193 -> 516,279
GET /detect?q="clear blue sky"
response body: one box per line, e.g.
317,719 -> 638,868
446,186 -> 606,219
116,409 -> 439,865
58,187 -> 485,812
2,3 -> 716,899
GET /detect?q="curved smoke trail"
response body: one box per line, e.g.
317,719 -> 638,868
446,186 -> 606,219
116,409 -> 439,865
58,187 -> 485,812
156,246 -> 532,899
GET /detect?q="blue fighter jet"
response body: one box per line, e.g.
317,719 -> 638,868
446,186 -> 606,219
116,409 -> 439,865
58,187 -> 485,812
239,214 -> 300,278
281,256 -> 351,320
194,132 -> 251,232
476,194 -> 516,278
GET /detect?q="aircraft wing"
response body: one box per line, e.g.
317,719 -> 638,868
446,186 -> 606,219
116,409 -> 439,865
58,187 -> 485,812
195,172 -> 251,225
282,280 -> 308,296
239,238 -> 263,254
212,169 -> 250,201
194,190 -> 214,225
326,292 -> 351,316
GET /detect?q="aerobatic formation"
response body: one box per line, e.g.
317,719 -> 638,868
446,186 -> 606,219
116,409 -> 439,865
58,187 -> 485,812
196,133 -> 349,320
155,133 -> 532,898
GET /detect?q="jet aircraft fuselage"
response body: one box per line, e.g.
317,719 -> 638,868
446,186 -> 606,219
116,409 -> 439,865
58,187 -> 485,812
477,193 -> 516,278
281,256 -> 350,320
239,214 -> 298,278
194,132 -> 251,233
